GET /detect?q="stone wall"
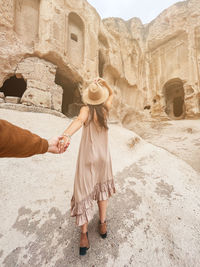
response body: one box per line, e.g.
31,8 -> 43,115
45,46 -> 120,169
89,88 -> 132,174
0,0 -> 200,120
15,0 -> 40,45
16,57 -> 63,111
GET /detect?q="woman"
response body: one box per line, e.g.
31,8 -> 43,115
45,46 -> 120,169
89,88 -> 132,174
60,78 -> 115,256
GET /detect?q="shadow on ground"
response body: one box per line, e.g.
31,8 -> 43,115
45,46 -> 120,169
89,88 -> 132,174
3,166 -> 143,267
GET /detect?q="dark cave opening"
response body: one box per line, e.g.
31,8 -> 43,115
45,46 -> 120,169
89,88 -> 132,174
0,76 -> 27,98
164,79 -> 185,119
55,71 -> 82,117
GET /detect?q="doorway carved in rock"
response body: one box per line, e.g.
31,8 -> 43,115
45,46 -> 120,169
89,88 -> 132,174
55,70 -> 82,117
163,78 -> 185,119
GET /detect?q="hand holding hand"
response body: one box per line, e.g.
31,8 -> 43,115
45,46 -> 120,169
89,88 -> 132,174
58,135 -> 71,153
47,136 -> 67,154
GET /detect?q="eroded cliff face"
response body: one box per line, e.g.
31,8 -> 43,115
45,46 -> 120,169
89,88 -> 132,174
100,0 -> 200,123
0,0 -> 200,120
0,0 -> 101,115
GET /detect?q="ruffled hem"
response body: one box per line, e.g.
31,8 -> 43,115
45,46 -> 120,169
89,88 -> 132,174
70,179 -> 116,226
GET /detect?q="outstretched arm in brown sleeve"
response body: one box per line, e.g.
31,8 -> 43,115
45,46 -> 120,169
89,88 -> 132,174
0,119 -> 48,158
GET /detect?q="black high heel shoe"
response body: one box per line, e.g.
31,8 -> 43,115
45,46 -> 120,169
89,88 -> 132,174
99,221 -> 107,239
79,232 -> 90,256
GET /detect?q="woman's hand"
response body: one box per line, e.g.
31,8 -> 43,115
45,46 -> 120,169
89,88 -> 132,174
94,77 -> 113,109
94,77 -> 107,87
48,136 -> 65,154
58,136 -> 70,153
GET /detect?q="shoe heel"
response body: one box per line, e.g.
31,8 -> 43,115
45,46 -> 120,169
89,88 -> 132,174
79,247 -> 89,256
100,232 -> 107,239
99,221 -> 107,239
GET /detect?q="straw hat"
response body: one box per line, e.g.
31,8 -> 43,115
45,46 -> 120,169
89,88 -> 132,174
82,82 -> 109,105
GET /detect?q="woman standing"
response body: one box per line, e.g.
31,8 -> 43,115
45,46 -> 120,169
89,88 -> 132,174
60,78 -> 115,255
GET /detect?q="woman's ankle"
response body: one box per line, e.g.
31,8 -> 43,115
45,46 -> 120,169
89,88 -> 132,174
81,223 -> 88,234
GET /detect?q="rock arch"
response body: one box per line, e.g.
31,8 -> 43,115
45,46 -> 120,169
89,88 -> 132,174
15,0 -> 40,44
68,12 -> 84,67
163,78 -> 185,119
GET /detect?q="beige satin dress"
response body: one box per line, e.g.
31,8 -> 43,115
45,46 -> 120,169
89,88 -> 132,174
71,113 -> 115,226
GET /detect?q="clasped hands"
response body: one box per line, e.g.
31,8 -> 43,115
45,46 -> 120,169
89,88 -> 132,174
47,136 -> 70,154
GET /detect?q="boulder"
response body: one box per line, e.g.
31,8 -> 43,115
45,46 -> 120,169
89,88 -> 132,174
0,92 -> 5,99
5,96 -> 20,104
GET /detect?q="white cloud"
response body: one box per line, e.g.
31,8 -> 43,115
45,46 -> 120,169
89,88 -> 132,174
87,0 -> 185,23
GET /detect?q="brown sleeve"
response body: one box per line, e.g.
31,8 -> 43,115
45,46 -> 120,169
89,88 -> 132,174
0,120 -> 48,158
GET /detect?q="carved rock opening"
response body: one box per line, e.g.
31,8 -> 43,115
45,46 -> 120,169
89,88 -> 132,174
68,12 -> 84,67
0,76 -> 27,98
199,99 -> 200,112
164,79 -> 185,119
55,71 -> 81,117
71,33 -> 78,42
98,50 -> 105,78
197,93 -> 200,112
144,105 -> 151,110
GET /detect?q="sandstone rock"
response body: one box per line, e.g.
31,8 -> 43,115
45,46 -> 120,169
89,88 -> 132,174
16,58 -> 57,85
0,98 -> 5,103
27,80 -> 50,92
51,85 -> 63,112
127,136 -> 141,148
101,0 -> 200,121
5,96 -> 20,104
0,0 -> 199,120
21,88 -> 51,109
0,92 -> 5,99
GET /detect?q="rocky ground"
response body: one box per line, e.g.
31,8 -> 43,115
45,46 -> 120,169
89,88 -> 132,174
0,109 -> 200,267
126,119 -> 200,173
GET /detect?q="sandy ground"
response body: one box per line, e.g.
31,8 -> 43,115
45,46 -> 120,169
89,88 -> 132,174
0,109 -> 200,267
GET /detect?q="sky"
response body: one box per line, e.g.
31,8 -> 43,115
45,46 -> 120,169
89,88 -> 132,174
87,0 -> 185,24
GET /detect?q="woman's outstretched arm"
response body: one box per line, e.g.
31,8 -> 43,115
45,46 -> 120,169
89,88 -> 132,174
60,106 -> 89,151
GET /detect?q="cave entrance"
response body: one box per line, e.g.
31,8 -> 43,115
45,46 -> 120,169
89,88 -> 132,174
0,75 -> 27,97
55,71 -> 82,117
173,96 -> 184,117
164,79 -> 185,119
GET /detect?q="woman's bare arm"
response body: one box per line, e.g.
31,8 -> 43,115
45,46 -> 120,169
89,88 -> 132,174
60,106 -> 89,150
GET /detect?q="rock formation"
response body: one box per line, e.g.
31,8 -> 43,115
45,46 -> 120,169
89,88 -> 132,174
0,0 -> 200,120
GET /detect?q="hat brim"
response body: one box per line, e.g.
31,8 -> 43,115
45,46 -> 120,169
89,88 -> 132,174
82,87 -> 109,105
